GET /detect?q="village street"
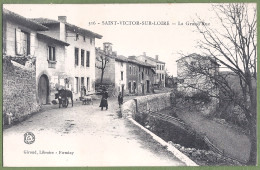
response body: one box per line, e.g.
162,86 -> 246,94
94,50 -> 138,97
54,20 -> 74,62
3,96 -> 186,167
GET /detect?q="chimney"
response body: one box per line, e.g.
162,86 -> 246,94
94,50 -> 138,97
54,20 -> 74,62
155,55 -> 159,60
58,16 -> 67,23
143,52 -> 146,56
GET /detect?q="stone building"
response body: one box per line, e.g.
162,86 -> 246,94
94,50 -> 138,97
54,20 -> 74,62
127,56 -> 156,95
35,33 -> 70,104
95,42 -> 128,97
2,9 -> 49,124
136,52 -> 166,88
32,16 -> 102,99
176,53 -> 220,96
95,44 -> 156,96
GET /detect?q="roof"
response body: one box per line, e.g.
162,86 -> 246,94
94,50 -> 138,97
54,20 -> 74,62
32,18 -> 102,39
176,53 -> 220,66
31,18 -> 60,24
3,9 -> 48,31
128,58 -> 156,68
37,33 -> 70,46
115,55 -> 128,62
139,55 -> 165,64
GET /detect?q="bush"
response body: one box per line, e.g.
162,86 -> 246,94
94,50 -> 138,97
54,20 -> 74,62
190,92 -> 211,104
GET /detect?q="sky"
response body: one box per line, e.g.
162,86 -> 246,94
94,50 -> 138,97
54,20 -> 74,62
3,3 -> 232,76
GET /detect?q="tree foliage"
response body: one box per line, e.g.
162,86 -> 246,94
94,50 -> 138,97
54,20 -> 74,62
192,3 -> 257,165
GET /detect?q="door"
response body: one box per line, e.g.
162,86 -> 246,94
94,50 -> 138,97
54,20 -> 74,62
121,84 -> 124,96
38,75 -> 49,104
128,82 -> 131,93
147,80 -> 150,93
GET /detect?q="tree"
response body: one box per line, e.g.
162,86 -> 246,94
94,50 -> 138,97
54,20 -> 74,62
95,42 -> 114,84
193,3 -> 257,165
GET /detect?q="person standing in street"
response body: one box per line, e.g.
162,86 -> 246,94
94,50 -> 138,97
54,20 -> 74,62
99,89 -> 108,110
118,92 -> 123,118
118,92 -> 123,108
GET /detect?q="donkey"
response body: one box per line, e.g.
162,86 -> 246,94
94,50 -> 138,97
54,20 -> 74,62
55,89 -> 73,108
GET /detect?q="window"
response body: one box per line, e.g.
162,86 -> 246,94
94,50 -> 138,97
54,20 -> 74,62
75,77 -> 79,93
142,72 -> 144,80
121,71 -> 123,80
48,46 -> 55,61
157,65 -> 159,70
75,48 -> 79,66
162,65 -> 164,70
87,77 -> 90,91
48,46 -> 56,68
81,77 -> 84,87
83,36 -> 86,42
15,29 -> 30,55
130,66 -> 132,74
133,66 -> 135,75
90,38 -> 95,45
121,62 -> 123,67
81,49 -> 85,66
162,74 -> 164,79
191,61 -> 196,66
86,51 -> 90,67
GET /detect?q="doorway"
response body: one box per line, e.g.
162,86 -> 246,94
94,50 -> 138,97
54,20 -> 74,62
38,74 -> 49,104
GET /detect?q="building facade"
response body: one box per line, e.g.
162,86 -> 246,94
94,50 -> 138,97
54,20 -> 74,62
2,9 -> 71,105
33,16 -> 102,99
127,56 -> 156,95
176,53 -> 220,96
136,52 -> 166,88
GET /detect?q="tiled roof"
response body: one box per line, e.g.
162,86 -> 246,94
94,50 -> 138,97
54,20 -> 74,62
176,53 -> 220,66
32,18 -> 102,39
139,55 -> 165,64
3,9 -> 48,31
31,18 -> 59,24
128,58 -> 156,68
115,55 -> 128,62
37,33 -> 70,46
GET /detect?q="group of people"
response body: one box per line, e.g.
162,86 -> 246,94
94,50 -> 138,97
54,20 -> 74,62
99,89 -> 123,111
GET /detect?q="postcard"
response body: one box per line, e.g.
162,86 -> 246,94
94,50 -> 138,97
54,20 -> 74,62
2,3 -> 257,167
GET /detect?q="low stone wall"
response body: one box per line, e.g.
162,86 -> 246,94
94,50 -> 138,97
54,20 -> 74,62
3,58 -> 40,126
122,93 -> 171,118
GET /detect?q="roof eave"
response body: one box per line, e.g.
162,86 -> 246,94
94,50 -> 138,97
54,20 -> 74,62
3,9 -> 48,31
37,33 -> 70,46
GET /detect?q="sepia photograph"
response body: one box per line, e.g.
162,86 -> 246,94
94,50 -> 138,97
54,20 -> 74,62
2,2 -> 257,167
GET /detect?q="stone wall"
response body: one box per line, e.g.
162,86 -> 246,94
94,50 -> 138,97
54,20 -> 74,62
3,57 -> 40,125
122,93 -> 171,118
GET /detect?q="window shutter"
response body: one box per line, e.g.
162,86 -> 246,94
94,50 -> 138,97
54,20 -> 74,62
15,28 -> 22,55
53,47 -> 56,61
30,33 -> 35,56
47,46 -> 49,60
